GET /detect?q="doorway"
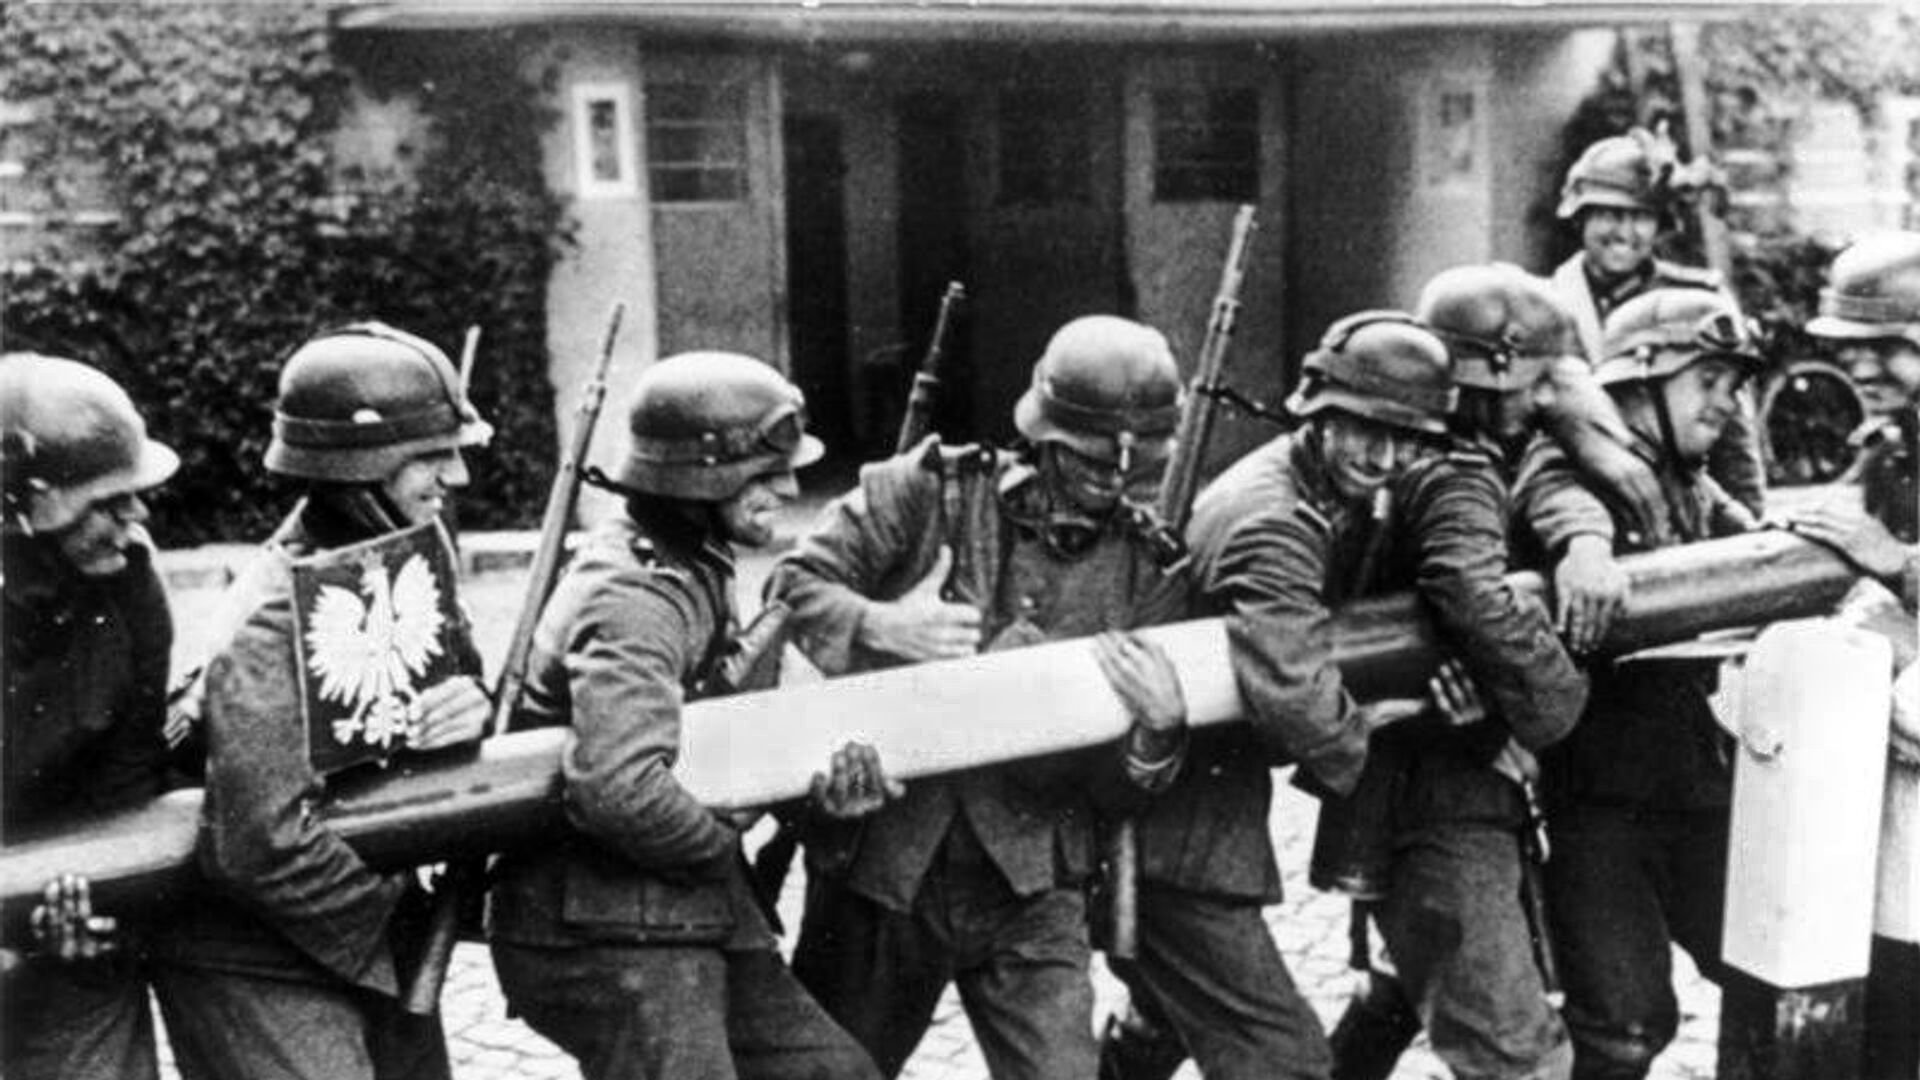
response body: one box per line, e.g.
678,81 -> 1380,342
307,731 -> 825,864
892,91 -> 974,449
783,111 -> 857,469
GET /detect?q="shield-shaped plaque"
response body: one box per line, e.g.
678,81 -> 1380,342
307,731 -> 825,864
291,521 -> 465,774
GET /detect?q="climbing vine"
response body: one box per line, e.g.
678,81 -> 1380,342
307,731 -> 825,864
1,4 -> 570,543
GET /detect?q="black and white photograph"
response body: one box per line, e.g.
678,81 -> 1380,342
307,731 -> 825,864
2,3 -> 1918,1079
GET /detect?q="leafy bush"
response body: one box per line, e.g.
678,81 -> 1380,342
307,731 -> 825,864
1,4 -> 570,544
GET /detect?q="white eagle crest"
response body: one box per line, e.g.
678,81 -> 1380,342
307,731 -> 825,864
305,553 -> 446,752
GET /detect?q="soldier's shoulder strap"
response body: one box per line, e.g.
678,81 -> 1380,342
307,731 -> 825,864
1652,259 -> 1725,291
615,529 -> 732,689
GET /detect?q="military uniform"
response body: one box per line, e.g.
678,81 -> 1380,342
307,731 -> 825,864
1118,433 -> 1381,1080
1549,254 -> 1767,516
1187,430 -> 1586,1080
1365,439 -> 1585,1080
150,499 -> 458,1080
487,507 -> 877,1080
2,531 -> 173,1080
777,440 -> 1182,1080
1515,427 -> 1752,1080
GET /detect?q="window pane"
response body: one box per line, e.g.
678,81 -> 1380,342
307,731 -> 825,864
1153,88 -> 1260,203
646,81 -> 748,202
587,99 -> 622,183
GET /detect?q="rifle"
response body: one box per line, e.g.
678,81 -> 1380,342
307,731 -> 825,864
1135,205 -> 1260,568
1108,205 -> 1259,960
896,281 -> 966,455
747,283 -> 970,915
400,303 -> 625,1015
456,325 -> 482,392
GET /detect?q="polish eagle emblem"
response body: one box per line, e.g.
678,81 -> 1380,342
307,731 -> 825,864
306,552 -> 446,752
291,521 -> 464,773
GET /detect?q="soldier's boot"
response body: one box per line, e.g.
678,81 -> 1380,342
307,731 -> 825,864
1098,1005 -> 1186,1080
1329,970 -> 1421,1080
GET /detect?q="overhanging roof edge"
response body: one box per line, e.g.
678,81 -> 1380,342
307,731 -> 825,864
334,0 -> 1843,37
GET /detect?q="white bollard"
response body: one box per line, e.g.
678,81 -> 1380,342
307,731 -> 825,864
1724,618 -> 1892,986
1875,663 -> 1920,945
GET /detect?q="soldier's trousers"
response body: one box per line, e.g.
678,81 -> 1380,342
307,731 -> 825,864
1544,803 -> 1730,1080
1108,882 -> 1334,1080
1374,823 -> 1571,1080
0,953 -> 158,1080
791,848 -> 1098,1079
493,942 -> 879,1080
151,964 -> 450,1080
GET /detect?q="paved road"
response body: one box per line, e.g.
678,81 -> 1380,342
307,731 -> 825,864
151,485 -> 1750,1080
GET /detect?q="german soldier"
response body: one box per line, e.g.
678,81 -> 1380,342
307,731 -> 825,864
1325,268 -> 1591,1080
1549,130 -> 1767,516
486,351 -> 884,1080
1,354 -> 181,1080
773,315 -> 1191,1079
1784,231 -> 1920,1078
1177,310 -> 1583,1080
1103,320 -> 1521,1080
150,324 -> 493,1080
1514,288 -> 1765,1080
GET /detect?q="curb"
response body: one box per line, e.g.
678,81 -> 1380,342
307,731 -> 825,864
154,509 -> 822,593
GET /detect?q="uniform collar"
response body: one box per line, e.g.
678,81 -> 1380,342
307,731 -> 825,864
997,456 -> 1124,558
1286,432 -> 1367,520
3,533 -> 76,612
626,498 -> 735,576
1582,256 -> 1655,317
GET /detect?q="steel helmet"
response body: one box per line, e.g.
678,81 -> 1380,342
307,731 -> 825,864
611,351 -> 824,501
1286,312 -> 1456,435
265,322 -> 492,483
1416,263 -> 1581,392
1,353 -> 180,534
1806,230 -> 1920,348
1595,288 -> 1763,387
1014,315 -> 1182,464
1557,131 -> 1662,220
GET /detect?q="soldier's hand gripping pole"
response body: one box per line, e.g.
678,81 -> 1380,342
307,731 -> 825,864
1109,205 -> 1258,960
400,303 -> 625,1016
896,282 -> 966,455
746,284 -> 970,915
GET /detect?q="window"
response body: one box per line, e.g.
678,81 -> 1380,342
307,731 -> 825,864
572,82 -> 640,199
997,89 -> 1090,206
1153,88 -> 1260,202
646,81 -> 748,203
1423,81 -> 1484,188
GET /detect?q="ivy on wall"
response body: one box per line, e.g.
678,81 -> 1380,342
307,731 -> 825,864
1,3 -> 570,544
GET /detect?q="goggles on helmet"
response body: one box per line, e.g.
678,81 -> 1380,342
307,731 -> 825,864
630,400 -> 810,468
1611,308 -> 1761,365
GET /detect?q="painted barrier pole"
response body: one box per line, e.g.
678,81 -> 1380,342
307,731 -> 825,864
0,528 -> 1859,919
